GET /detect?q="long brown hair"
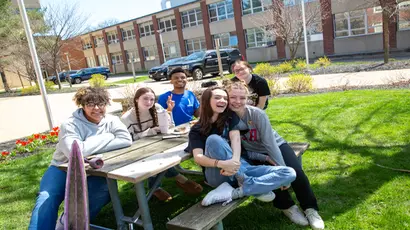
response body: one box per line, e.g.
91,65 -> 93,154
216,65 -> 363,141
198,86 -> 230,136
133,87 -> 158,131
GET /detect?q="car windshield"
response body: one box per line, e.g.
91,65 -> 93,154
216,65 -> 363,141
162,58 -> 184,66
185,51 -> 205,61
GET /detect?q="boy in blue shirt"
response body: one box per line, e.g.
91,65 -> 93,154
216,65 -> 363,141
158,67 -> 200,126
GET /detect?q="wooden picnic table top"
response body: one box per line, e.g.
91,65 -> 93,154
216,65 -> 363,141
58,135 -> 191,183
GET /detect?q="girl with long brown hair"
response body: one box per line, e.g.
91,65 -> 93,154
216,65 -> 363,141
121,87 -> 203,201
187,86 -> 296,206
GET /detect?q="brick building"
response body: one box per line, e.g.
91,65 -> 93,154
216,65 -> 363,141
77,0 -> 410,74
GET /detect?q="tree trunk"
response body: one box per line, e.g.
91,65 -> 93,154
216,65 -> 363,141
55,69 -> 62,89
382,9 -> 390,64
0,69 -> 11,93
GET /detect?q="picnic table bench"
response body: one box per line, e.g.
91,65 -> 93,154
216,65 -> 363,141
166,142 -> 310,230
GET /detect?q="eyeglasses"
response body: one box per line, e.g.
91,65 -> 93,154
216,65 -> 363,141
234,68 -> 246,73
85,103 -> 106,109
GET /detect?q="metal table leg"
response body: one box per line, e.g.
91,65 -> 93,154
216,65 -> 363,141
106,178 -> 127,230
135,182 -> 154,230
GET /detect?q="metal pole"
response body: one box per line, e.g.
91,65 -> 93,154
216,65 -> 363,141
158,30 -> 166,63
17,0 -> 54,129
65,53 -> 72,71
130,53 -> 136,82
215,38 -> 224,77
301,0 -> 309,68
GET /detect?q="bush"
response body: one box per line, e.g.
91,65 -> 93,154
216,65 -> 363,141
295,59 -> 307,70
277,61 -> 293,73
89,74 -> 106,88
44,81 -> 55,91
21,86 -> 39,95
266,77 -> 281,96
315,56 -> 331,67
253,63 -> 277,78
286,73 -> 313,93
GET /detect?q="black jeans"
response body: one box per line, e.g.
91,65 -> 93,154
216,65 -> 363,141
273,143 -> 319,211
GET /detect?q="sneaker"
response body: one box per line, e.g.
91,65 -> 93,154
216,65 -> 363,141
176,179 -> 203,195
153,188 -> 172,201
282,205 -> 309,226
305,208 -> 325,230
255,191 -> 275,202
201,182 -> 234,207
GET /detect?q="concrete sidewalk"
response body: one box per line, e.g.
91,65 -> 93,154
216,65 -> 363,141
1,68 -> 409,144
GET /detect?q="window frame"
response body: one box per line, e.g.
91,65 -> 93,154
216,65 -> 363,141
121,27 -> 136,41
208,0 -> 234,23
334,8 -> 383,38
185,37 -> 206,54
106,32 -> 119,45
245,27 -> 273,48
111,52 -> 123,65
242,0 -> 271,16
181,8 -> 203,28
139,22 -> 155,37
158,16 -> 177,32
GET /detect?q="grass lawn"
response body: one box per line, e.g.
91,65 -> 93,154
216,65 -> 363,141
1,89 -> 409,229
111,76 -> 150,84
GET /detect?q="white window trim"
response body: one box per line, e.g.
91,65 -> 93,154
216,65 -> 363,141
212,33 -> 231,48
139,22 -> 154,37
399,1 -> 410,31
334,9 -> 383,38
185,37 -> 206,54
245,28 -> 273,48
111,53 -> 123,65
94,36 -> 105,47
122,27 -> 136,41
107,32 -> 119,44
158,16 -> 177,32
209,0 -> 234,23
242,0 -> 270,15
181,8 -> 203,28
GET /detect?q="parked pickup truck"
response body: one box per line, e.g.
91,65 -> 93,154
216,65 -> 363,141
167,48 -> 243,80
148,57 -> 185,81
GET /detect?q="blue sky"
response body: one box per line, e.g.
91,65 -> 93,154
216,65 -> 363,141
39,0 -> 163,27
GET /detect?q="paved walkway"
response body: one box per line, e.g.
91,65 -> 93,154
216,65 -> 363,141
1,69 -> 409,144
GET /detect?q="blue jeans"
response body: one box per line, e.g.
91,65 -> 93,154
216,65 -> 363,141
28,166 -> 111,230
204,135 -> 296,196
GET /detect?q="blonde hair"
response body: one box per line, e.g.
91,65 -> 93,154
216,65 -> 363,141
225,80 -> 249,95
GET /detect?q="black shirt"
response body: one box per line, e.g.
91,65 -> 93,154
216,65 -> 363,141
232,74 -> 270,109
185,111 -> 240,153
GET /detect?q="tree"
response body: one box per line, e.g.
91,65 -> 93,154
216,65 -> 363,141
36,2 -> 88,89
250,0 -> 331,60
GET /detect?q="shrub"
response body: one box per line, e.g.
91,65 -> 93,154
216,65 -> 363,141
44,81 -> 55,91
254,63 -> 277,78
89,74 -> 106,88
295,59 -> 307,70
21,85 -> 39,95
315,56 -> 331,67
277,61 -> 293,73
286,73 -> 313,93
266,76 -> 281,96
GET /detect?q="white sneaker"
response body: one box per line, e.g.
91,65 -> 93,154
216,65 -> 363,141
255,191 -> 275,202
305,208 -> 325,230
201,182 -> 234,206
282,205 -> 309,226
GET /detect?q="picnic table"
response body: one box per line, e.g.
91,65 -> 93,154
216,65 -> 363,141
59,133 -> 193,230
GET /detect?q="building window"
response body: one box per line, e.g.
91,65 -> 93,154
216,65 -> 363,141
139,22 -> 155,37
334,8 -> 383,38
97,54 -> 109,67
208,0 -> 234,22
82,39 -> 92,50
142,46 -> 157,61
307,23 -> 323,41
111,52 -> 123,65
93,36 -> 105,47
242,0 -> 271,16
399,1 -> 410,30
125,50 -> 140,63
245,28 -> 273,48
121,27 -> 136,41
284,0 -> 316,6
185,37 -> 206,54
181,8 -> 203,28
86,57 -> 96,67
106,31 -> 119,44
163,41 -> 180,59
212,32 -> 236,48
158,16 -> 177,32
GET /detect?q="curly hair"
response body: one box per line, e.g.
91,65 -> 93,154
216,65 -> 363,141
133,87 -> 158,131
73,87 -> 111,107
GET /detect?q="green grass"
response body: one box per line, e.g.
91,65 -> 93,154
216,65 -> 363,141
1,89 -> 409,229
111,76 -> 150,84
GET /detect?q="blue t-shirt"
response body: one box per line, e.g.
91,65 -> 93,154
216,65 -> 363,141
158,90 -> 200,126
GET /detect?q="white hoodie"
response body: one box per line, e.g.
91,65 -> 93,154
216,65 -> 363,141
50,108 -> 132,166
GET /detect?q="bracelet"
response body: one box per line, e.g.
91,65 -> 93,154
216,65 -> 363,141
214,159 -> 219,168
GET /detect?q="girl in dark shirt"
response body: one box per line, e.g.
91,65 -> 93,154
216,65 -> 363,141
188,86 -> 296,206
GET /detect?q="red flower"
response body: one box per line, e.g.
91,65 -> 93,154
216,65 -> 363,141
41,135 -> 47,140
21,142 -> 27,146
34,134 -> 40,139
15,140 -> 21,145
28,138 -> 34,142
52,127 -> 59,132
1,151 -> 9,157
50,132 -> 56,136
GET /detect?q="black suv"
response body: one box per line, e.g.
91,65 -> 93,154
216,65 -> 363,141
148,57 -> 185,81
167,48 -> 242,80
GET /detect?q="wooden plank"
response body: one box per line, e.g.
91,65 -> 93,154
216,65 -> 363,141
108,146 -> 191,183
166,197 -> 247,230
57,136 -> 163,171
89,137 -> 188,177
